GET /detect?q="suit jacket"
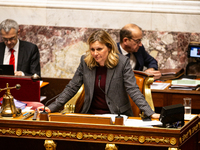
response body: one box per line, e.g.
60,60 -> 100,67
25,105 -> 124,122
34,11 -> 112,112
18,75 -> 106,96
48,54 -> 154,117
117,43 -> 158,71
0,40 -> 41,76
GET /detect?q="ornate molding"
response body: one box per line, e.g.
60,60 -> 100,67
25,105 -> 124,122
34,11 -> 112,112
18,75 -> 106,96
1,120 -> 200,146
0,127 -> 175,146
179,121 -> 200,144
0,0 -> 200,15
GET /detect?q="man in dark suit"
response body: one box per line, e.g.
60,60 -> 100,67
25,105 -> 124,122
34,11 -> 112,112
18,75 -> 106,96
0,19 -> 41,76
118,23 -> 161,80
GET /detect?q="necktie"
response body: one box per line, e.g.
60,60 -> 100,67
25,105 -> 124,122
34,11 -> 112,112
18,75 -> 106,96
9,49 -> 15,70
126,53 -> 130,58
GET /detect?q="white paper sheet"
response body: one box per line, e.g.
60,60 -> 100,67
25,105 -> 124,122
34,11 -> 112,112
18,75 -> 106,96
150,82 -> 170,90
124,119 -> 163,127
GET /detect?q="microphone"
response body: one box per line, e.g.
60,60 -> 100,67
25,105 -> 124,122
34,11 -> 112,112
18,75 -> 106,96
31,73 -> 41,82
40,93 -> 60,121
98,75 -> 123,125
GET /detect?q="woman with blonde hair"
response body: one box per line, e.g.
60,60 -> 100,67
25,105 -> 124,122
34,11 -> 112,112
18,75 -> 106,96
39,30 -> 159,118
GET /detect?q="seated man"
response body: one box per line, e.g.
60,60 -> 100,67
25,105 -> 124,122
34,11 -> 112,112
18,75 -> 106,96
117,23 -> 161,80
0,19 -> 41,76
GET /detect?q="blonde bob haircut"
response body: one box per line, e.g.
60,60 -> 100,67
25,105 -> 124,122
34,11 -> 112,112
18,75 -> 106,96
84,30 -> 119,70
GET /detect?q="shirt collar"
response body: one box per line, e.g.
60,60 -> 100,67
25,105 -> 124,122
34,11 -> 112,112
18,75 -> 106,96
119,44 -> 129,56
6,39 -> 19,52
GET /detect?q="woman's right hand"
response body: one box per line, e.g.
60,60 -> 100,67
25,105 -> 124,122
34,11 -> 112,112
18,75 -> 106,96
37,106 -> 51,113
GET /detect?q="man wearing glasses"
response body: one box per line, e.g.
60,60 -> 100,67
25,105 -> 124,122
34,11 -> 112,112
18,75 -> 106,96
117,24 -> 161,80
0,19 -> 41,76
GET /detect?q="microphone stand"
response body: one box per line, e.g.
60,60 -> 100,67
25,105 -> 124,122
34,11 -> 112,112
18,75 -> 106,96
40,108 -> 49,121
114,107 -> 123,125
40,94 -> 60,121
98,76 -> 124,125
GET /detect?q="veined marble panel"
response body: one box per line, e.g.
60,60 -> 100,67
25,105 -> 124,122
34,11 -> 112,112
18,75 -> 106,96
1,25 -> 199,78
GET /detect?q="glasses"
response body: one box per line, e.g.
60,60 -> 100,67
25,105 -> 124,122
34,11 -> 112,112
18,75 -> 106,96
2,36 -> 17,42
129,38 -> 142,44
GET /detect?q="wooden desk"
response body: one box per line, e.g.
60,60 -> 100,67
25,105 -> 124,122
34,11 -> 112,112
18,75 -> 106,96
0,114 -> 199,150
152,80 -> 200,114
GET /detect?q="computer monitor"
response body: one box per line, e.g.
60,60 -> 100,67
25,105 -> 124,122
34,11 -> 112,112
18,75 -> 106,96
0,65 -> 14,75
188,45 -> 200,58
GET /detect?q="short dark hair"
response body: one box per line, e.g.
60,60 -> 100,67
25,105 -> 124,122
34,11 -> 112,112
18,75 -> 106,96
120,28 -> 132,43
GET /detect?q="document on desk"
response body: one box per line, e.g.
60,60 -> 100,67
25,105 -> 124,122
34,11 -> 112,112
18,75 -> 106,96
150,82 -> 171,90
172,79 -> 200,86
124,119 -> 162,127
170,79 -> 200,90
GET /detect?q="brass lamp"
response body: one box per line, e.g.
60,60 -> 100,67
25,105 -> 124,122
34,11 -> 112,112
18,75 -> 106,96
0,83 -> 21,117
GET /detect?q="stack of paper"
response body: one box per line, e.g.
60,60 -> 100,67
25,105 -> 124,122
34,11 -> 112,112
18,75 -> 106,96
150,82 -> 171,90
169,79 -> 200,90
14,99 -> 27,110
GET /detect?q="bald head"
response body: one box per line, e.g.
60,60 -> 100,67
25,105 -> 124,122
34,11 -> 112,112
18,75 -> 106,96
120,24 -> 143,43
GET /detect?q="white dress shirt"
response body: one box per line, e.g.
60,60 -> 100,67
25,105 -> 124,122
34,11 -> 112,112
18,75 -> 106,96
119,44 -> 136,70
3,39 -> 19,72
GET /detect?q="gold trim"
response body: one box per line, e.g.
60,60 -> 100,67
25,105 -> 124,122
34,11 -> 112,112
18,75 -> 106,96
179,121 -> 200,144
0,127 -> 177,146
105,144 -> 118,150
16,129 -> 22,136
44,140 -> 57,150
139,136 -> 145,143
170,137 -> 177,146
46,130 -> 52,138
107,134 -> 114,142
76,132 -> 83,140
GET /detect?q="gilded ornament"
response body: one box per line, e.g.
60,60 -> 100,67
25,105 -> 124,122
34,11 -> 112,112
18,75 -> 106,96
93,134 -> 98,140
46,130 -> 52,138
52,131 -> 58,137
105,144 -> 118,150
179,137 -> 182,144
139,136 -> 145,143
62,132 -> 67,137
189,129 -> 191,136
2,129 -> 6,134
76,132 -> 83,140
118,135 -> 123,141
16,129 -> 22,136
170,137 -> 176,145
124,136 -> 129,141
107,134 -> 114,142
130,135 -> 138,141
8,128 -> 15,134
32,130 -> 36,136
155,138 -> 160,143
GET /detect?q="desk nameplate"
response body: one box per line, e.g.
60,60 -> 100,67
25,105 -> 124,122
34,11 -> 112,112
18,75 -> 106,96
49,113 -> 113,125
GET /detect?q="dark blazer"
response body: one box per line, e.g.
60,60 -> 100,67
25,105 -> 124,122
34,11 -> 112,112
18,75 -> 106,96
48,54 -> 154,117
117,43 -> 158,71
0,40 -> 41,76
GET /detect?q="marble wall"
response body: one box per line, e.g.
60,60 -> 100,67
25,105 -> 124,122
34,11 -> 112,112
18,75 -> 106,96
0,0 -> 200,78
11,25 -> 199,78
